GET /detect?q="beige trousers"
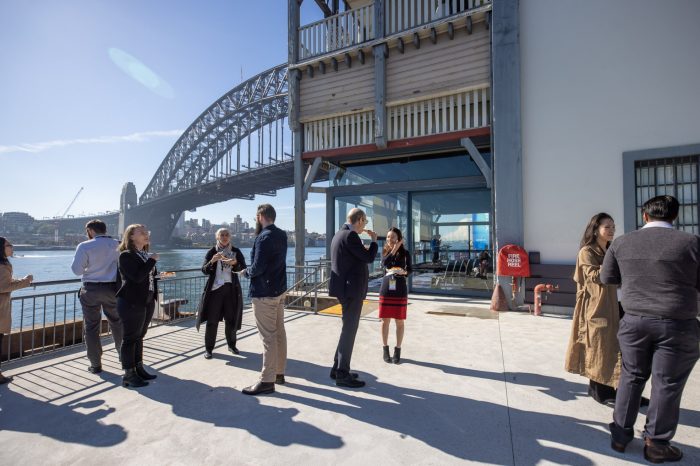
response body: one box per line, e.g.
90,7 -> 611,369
252,293 -> 287,382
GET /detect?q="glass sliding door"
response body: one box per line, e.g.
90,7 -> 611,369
410,189 -> 493,295
335,193 -> 409,290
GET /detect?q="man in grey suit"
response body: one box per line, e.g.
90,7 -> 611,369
601,195 -> 700,463
329,208 -> 378,388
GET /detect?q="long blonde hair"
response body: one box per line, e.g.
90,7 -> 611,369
119,224 -> 149,252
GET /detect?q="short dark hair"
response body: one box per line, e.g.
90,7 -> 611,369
642,195 -> 679,223
85,219 -> 107,234
257,204 -> 276,222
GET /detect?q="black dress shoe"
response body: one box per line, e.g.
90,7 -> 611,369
242,381 -> 275,395
87,365 -> 103,374
610,439 -> 627,453
330,370 -> 359,380
275,374 -> 285,385
228,346 -> 240,355
336,376 -> 365,388
644,439 -> 683,463
204,351 -> 213,360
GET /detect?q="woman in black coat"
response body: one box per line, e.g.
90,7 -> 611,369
116,224 -> 159,388
196,228 -> 246,359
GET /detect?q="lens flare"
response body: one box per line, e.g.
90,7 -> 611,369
108,48 -> 174,99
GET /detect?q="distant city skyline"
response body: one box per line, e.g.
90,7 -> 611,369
0,1 -> 327,232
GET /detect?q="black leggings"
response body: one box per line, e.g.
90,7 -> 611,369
117,298 -> 155,370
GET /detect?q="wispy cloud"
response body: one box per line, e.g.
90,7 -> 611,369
0,129 -> 184,155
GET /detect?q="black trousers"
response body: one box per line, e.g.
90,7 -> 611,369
204,283 -> 238,352
332,295 -> 363,378
117,297 -> 155,370
611,314 -> 700,444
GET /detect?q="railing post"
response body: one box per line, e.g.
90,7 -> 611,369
373,0 -> 387,149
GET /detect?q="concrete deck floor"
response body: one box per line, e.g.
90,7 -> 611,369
0,294 -> 698,465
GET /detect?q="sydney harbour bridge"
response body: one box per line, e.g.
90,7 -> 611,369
48,62 -> 329,247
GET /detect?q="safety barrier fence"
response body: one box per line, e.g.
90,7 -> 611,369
4,263 -> 331,363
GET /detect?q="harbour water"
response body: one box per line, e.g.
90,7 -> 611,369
10,247 -> 327,284
7,247 -> 327,329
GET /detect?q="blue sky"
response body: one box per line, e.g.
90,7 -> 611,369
0,0 -> 327,233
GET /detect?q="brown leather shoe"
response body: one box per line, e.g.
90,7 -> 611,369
242,381 -> 275,396
644,439 -> 683,463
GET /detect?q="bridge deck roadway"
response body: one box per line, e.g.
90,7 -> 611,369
1,295 -> 699,465
136,160 -> 329,213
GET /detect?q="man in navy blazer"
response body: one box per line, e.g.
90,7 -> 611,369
241,204 -> 288,396
329,208 -> 378,388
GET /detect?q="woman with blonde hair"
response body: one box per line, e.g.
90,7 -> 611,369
116,224 -> 159,388
565,213 -> 621,404
0,237 -> 33,384
378,227 -> 411,364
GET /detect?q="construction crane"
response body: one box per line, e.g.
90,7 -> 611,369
60,187 -> 84,218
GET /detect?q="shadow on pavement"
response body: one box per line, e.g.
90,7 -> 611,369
0,388 -> 127,447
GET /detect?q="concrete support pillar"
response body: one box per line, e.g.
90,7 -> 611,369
491,0 -> 524,307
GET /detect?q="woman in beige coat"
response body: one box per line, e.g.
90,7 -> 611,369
564,213 -> 620,404
0,237 -> 33,384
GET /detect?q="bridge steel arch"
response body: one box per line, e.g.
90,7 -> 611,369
140,63 -> 290,205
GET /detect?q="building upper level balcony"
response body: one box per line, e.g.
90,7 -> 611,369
293,0 -> 492,158
298,0 -> 491,61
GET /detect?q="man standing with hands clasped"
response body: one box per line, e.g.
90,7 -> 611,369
71,219 -> 122,374
601,195 -> 700,463
329,208 -> 378,388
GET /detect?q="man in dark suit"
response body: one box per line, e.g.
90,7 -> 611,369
601,195 -> 700,463
329,208 -> 378,388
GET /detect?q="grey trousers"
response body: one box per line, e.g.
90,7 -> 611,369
332,295 -> 363,378
79,283 -> 123,367
252,294 -> 287,383
611,314 -> 700,444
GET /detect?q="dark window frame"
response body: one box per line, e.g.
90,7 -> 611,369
623,143 -> 700,233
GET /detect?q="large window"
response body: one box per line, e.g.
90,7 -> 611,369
635,156 -> 699,233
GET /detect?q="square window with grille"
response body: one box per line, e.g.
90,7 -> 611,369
635,156 -> 699,233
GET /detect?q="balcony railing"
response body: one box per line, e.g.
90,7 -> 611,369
387,85 -> 490,141
385,0 -> 491,35
304,110 -> 375,152
299,3 -> 375,60
4,263 -> 332,363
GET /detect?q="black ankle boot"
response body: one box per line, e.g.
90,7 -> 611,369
383,345 -> 392,363
122,368 -> 148,388
136,362 -> 157,380
392,347 -> 401,364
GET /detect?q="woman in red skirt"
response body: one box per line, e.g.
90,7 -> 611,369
379,227 -> 411,364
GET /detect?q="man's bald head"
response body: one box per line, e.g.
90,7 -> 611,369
347,208 -> 366,226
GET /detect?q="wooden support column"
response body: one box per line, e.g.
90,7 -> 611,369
290,0 -> 306,267
373,0 -> 387,149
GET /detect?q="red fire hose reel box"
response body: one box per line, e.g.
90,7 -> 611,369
497,245 -> 530,278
